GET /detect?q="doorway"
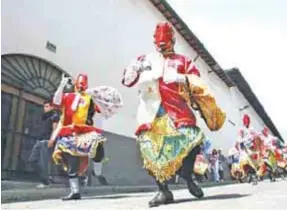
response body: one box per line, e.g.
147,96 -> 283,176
1,54 -> 69,180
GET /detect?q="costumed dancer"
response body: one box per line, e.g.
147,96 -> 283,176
235,114 -> 264,184
259,127 -> 278,181
193,152 -> 209,182
193,138 -> 212,182
228,147 -> 245,183
122,22 -> 226,207
261,127 -> 286,180
281,144 -> 287,176
50,74 -> 122,200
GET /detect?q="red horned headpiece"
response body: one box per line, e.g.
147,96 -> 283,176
75,73 -> 88,92
243,114 -> 250,127
153,22 -> 175,54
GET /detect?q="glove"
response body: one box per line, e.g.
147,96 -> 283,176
163,70 -> 186,84
53,74 -> 69,105
59,74 -> 70,88
141,59 -> 152,71
131,61 -> 142,73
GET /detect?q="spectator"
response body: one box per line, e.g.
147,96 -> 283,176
209,149 -> 220,182
203,170 -> 209,182
227,155 -> 234,180
218,150 -> 226,181
28,100 -> 60,188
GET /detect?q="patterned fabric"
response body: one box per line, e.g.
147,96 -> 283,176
60,92 -> 92,126
182,74 -> 226,131
262,149 -> 277,172
53,132 -> 106,158
137,107 -> 204,183
52,132 -> 106,175
86,86 -> 123,119
194,154 -> 209,175
230,162 -> 245,179
230,153 -> 258,179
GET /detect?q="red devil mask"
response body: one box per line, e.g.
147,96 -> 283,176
243,114 -> 250,128
75,73 -> 88,92
153,22 -> 175,55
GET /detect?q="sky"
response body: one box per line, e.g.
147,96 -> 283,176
167,0 -> 287,141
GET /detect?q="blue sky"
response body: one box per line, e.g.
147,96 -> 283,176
167,0 -> 287,141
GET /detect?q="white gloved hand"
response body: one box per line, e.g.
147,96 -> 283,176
59,74 -> 70,88
141,59 -> 152,71
163,70 -> 186,84
53,74 -> 70,105
129,60 -> 143,73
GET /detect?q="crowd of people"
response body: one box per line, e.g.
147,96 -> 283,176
24,21 -> 286,208
172,147 -> 228,184
227,115 -> 287,184
189,115 -> 287,185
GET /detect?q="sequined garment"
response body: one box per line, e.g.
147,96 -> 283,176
137,106 -> 204,183
53,134 -> 106,175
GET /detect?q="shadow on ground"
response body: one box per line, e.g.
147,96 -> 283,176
172,193 -> 251,205
82,194 -> 147,200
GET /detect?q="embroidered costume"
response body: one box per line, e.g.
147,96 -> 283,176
122,22 -> 225,207
51,74 -> 122,200
232,115 -> 265,184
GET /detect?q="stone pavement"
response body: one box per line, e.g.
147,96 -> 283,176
2,180 -> 287,210
1,180 -> 234,203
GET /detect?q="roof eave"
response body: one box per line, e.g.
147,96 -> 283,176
148,0 -> 234,87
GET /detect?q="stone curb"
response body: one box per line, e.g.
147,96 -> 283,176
1,181 -> 235,204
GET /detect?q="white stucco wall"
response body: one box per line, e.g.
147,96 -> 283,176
2,0 -> 267,154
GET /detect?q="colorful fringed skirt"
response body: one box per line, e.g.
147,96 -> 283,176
137,106 -> 204,183
52,131 -> 106,176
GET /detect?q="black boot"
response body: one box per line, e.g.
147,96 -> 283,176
98,175 -> 109,186
269,172 -> 276,182
148,181 -> 174,208
180,146 -> 204,199
79,176 -> 88,188
62,178 -> 81,201
186,178 -> 204,198
251,175 -> 258,185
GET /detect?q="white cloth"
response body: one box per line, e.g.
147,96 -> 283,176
123,52 -> 175,127
86,86 -> 123,119
123,53 -> 163,127
93,162 -> 103,176
163,59 -> 186,84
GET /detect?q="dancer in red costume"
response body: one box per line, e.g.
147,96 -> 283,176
261,127 -> 286,180
122,22 -> 225,207
233,114 -> 265,184
50,74 -> 122,200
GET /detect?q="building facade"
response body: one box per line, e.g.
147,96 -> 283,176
1,0 -> 282,184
